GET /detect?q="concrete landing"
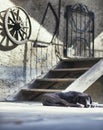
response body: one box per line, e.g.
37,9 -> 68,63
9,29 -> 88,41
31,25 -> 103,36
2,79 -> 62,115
0,102 -> 103,130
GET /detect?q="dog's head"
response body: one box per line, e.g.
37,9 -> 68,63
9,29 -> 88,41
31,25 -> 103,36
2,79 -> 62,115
76,94 -> 92,108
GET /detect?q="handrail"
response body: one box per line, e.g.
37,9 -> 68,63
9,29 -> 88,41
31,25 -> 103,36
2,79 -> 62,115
29,39 -> 63,79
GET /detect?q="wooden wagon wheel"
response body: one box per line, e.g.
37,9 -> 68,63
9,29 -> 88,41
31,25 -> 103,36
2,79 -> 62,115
0,11 -> 17,51
4,6 -> 31,45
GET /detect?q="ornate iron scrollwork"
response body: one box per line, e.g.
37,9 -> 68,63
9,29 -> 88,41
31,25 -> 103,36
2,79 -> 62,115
64,3 -> 95,57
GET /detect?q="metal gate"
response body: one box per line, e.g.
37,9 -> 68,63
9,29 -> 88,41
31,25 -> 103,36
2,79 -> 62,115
64,3 -> 95,57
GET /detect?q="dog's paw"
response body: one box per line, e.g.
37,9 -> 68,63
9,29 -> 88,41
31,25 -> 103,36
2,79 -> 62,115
77,103 -> 84,108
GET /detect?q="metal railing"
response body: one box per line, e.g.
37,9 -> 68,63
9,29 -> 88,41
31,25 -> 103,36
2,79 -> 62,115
28,0 -> 62,79
29,39 -> 63,79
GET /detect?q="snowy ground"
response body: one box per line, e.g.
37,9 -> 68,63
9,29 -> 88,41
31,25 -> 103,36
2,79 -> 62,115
0,102 -> 103,130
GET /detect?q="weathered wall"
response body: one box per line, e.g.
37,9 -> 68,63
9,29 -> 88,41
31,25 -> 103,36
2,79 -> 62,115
85,76 -> 103,103
10,0 -> 103,39
0,0 -> 103,101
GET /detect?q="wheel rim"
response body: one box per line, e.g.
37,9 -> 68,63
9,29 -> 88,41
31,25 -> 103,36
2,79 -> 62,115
4,6 -> 31,45
0,11 -> 17,51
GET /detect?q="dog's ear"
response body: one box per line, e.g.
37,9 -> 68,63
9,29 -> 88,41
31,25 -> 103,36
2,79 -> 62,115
75,95 -> 86,106
89,95 -> 92,104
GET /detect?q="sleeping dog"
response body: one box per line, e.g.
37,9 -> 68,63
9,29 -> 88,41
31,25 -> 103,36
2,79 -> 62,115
42,91 -> 92,108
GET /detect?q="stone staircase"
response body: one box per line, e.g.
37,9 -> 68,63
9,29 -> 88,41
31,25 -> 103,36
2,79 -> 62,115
15,57 -> 102,101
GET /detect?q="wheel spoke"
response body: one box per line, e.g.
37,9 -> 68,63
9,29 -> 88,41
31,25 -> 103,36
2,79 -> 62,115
0,36 -> 5,45
13,31 -> 16,37
0,36 -> 17,51
8,23 -> 14,28
0,13 -> 4,21
17,9 -> 20,20
0,27 -> 3,30
6,37 -> 9,46
11,10 -> 16,21
4,6 -> 31,44
9,27 -> 14,32
23,26 -> 29,29
20,28 -> 27,35
0,30 -> 4,36
19,30 -> 24,40
8,17 -> 15,24
10,29 -> 15,36
0,21 -> 3,26
15,31 -> 19,40
23,26 -> 29,28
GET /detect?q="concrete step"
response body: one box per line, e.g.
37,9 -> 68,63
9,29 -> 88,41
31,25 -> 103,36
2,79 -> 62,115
61,57 -> 102,62
18,88 -> 62,101
44,67 -> 89,79
36,78 -> 76,82
29,78 -> 76,91
22,88 -> 62,93
50,67 -> 89,72
16,77 -> 70,101
57,57 -> 102,68
15,58 -> 102,101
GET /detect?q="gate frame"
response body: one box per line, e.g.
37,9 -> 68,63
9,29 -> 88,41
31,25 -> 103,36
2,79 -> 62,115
64,3 -> 95,57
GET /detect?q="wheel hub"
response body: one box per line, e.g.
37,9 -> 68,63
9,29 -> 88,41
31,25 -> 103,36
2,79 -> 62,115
13,21 -> 21,30
4,6 -> 31,45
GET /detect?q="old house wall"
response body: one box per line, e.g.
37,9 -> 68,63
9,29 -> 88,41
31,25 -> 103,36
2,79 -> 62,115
0,0 -> 103,101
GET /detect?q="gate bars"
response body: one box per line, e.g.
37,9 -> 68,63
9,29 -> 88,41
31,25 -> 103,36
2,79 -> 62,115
30,2 -> 95,79
64,3 -> 95,57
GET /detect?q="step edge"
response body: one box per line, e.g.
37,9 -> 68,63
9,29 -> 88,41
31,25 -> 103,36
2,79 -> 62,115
36,78 -> 76,81
50,67 -> 89,71
61,57 -> 102,62
21,88 -> 62,93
